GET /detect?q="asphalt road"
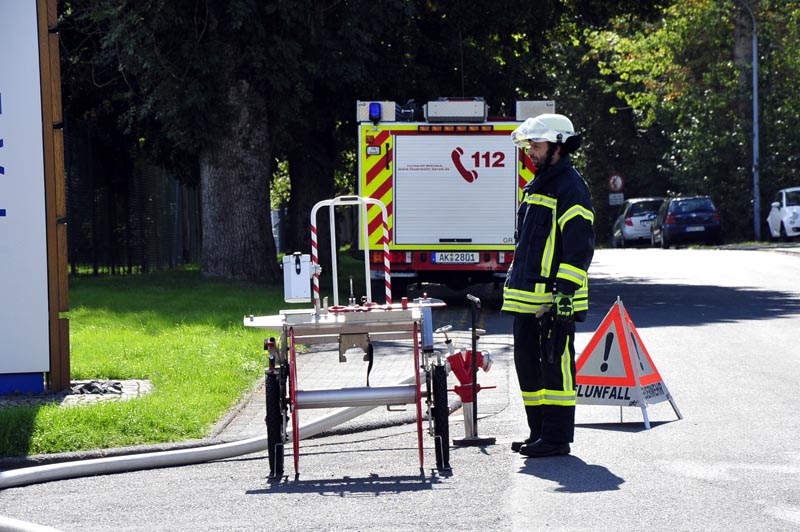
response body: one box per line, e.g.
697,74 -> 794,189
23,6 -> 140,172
1,247 -> 800,531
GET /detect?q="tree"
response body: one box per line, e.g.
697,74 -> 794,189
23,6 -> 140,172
508,1 -> 670,241
66,0 -> 791,266
585,0 -> 800,240
62,0 -> 287,281
757,1 -> 800,195
273,0 -> 409,255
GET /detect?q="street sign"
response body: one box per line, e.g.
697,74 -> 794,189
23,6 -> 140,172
609,193 -> 624,206
576,299 -> 683,429
608,173 -> 624,192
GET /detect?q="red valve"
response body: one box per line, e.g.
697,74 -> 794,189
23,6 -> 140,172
447,350 -> 492,403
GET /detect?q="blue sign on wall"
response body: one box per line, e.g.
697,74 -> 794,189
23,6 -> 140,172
1,92 -> 5,217
0,2 -> 51,394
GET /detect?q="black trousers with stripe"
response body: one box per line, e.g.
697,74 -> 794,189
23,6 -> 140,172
512,312 -> 577,444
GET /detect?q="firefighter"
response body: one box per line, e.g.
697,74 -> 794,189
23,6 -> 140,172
503,113 -> 595,457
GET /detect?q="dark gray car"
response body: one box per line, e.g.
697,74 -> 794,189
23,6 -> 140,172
651,195 -> 723,248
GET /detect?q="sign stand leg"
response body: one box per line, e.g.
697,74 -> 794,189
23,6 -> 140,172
640,405 -> 651,430
669,398 -> 684,420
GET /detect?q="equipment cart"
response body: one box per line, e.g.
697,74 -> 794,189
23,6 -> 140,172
244,196 -> 451,479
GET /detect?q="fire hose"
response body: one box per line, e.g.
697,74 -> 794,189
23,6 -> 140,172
0,375 -> 419,491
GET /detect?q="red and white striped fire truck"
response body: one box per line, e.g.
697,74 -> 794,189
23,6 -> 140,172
356,98 -> 554,295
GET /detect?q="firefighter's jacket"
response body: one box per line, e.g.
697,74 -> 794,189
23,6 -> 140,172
502,155 -> 595,320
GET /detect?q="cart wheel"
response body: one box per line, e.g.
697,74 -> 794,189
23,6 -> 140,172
432,364 -> 451,471
265,371 -> 284,479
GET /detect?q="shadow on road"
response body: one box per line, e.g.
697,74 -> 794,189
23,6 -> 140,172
584,275 -> 800,331
518,455 -> 625,493
246,472 -> 444,495
402,271 -> 800,335
575,420 -> 674,433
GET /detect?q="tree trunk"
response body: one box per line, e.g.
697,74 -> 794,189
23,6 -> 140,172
285,111 -> 337,260
200,80 -> 279,282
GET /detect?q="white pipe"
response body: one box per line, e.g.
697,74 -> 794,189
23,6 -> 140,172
0,375 -> 417,490
295,385 -> 416,409
0,435 -> 266,490
0,515 -> 63,532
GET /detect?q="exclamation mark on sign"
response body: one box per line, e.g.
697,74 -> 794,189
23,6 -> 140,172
630,331 -> 644,370
600,332 -> 613,372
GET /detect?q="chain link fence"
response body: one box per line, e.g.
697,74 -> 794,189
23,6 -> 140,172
64,126 -> 201,275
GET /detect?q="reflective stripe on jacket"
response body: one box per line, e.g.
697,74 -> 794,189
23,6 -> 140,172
502,155 -> 595,319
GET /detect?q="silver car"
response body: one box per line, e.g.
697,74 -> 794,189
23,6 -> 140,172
611,197 -> 664,248
766,187 -> 800,241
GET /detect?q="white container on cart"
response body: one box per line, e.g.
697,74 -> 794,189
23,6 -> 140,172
282,252 -> 313,303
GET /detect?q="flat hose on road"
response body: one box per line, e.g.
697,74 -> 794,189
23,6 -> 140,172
0,375 -> 418,490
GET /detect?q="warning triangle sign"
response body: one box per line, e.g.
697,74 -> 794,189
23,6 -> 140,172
575,298 -> 682,428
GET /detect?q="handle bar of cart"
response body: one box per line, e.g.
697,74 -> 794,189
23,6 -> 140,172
310,195 -> 391,307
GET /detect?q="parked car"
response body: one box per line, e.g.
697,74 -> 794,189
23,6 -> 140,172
766,186 -> 800,241
611,197 -> 664,248
651,196 -> 723,248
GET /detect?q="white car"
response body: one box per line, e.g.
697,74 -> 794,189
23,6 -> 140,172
611,197 -> 664,248
766,187 -> 800,241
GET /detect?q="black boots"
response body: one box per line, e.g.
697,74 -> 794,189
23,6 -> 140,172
518,439 -> 571,457
511,437 -> 536,453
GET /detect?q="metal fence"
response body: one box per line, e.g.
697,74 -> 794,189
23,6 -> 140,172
64,126 -> 201,275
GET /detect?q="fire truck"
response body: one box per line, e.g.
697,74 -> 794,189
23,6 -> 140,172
356,98 -> 554,295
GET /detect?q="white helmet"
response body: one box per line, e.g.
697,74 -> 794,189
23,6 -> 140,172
511,114 -> 578,147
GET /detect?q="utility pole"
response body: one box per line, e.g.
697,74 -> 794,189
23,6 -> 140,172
736,0 -> 760,240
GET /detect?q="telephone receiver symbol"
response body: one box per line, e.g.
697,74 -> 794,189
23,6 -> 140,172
451,147 -> 478,183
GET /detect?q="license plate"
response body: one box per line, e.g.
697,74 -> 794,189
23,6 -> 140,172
685,226 -> 705,232
640,220 -> 653,227
432,252 -> 479,264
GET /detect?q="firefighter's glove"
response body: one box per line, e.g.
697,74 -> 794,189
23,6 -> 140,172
553,293 -> 574,323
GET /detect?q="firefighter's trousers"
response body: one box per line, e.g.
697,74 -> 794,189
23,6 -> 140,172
512,312 -> 577,443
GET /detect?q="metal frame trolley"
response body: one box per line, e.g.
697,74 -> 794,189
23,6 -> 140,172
244,196 -> 451,480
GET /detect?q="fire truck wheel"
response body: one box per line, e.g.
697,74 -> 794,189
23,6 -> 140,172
432,364 -> 451,470
393,279 -> 409,298
265,371 -> 284,479
369,280 -> 383,303
370,279 -> 409,302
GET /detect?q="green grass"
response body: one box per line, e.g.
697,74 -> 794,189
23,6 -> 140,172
0,255 -> 368,459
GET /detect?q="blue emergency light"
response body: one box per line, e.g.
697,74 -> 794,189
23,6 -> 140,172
368,102 -> 382,123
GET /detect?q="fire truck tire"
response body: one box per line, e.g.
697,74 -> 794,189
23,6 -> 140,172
265,371 -> 284,479
393,278 -> 409,298
370,278 -> 409,302
432,364 -> 451,470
